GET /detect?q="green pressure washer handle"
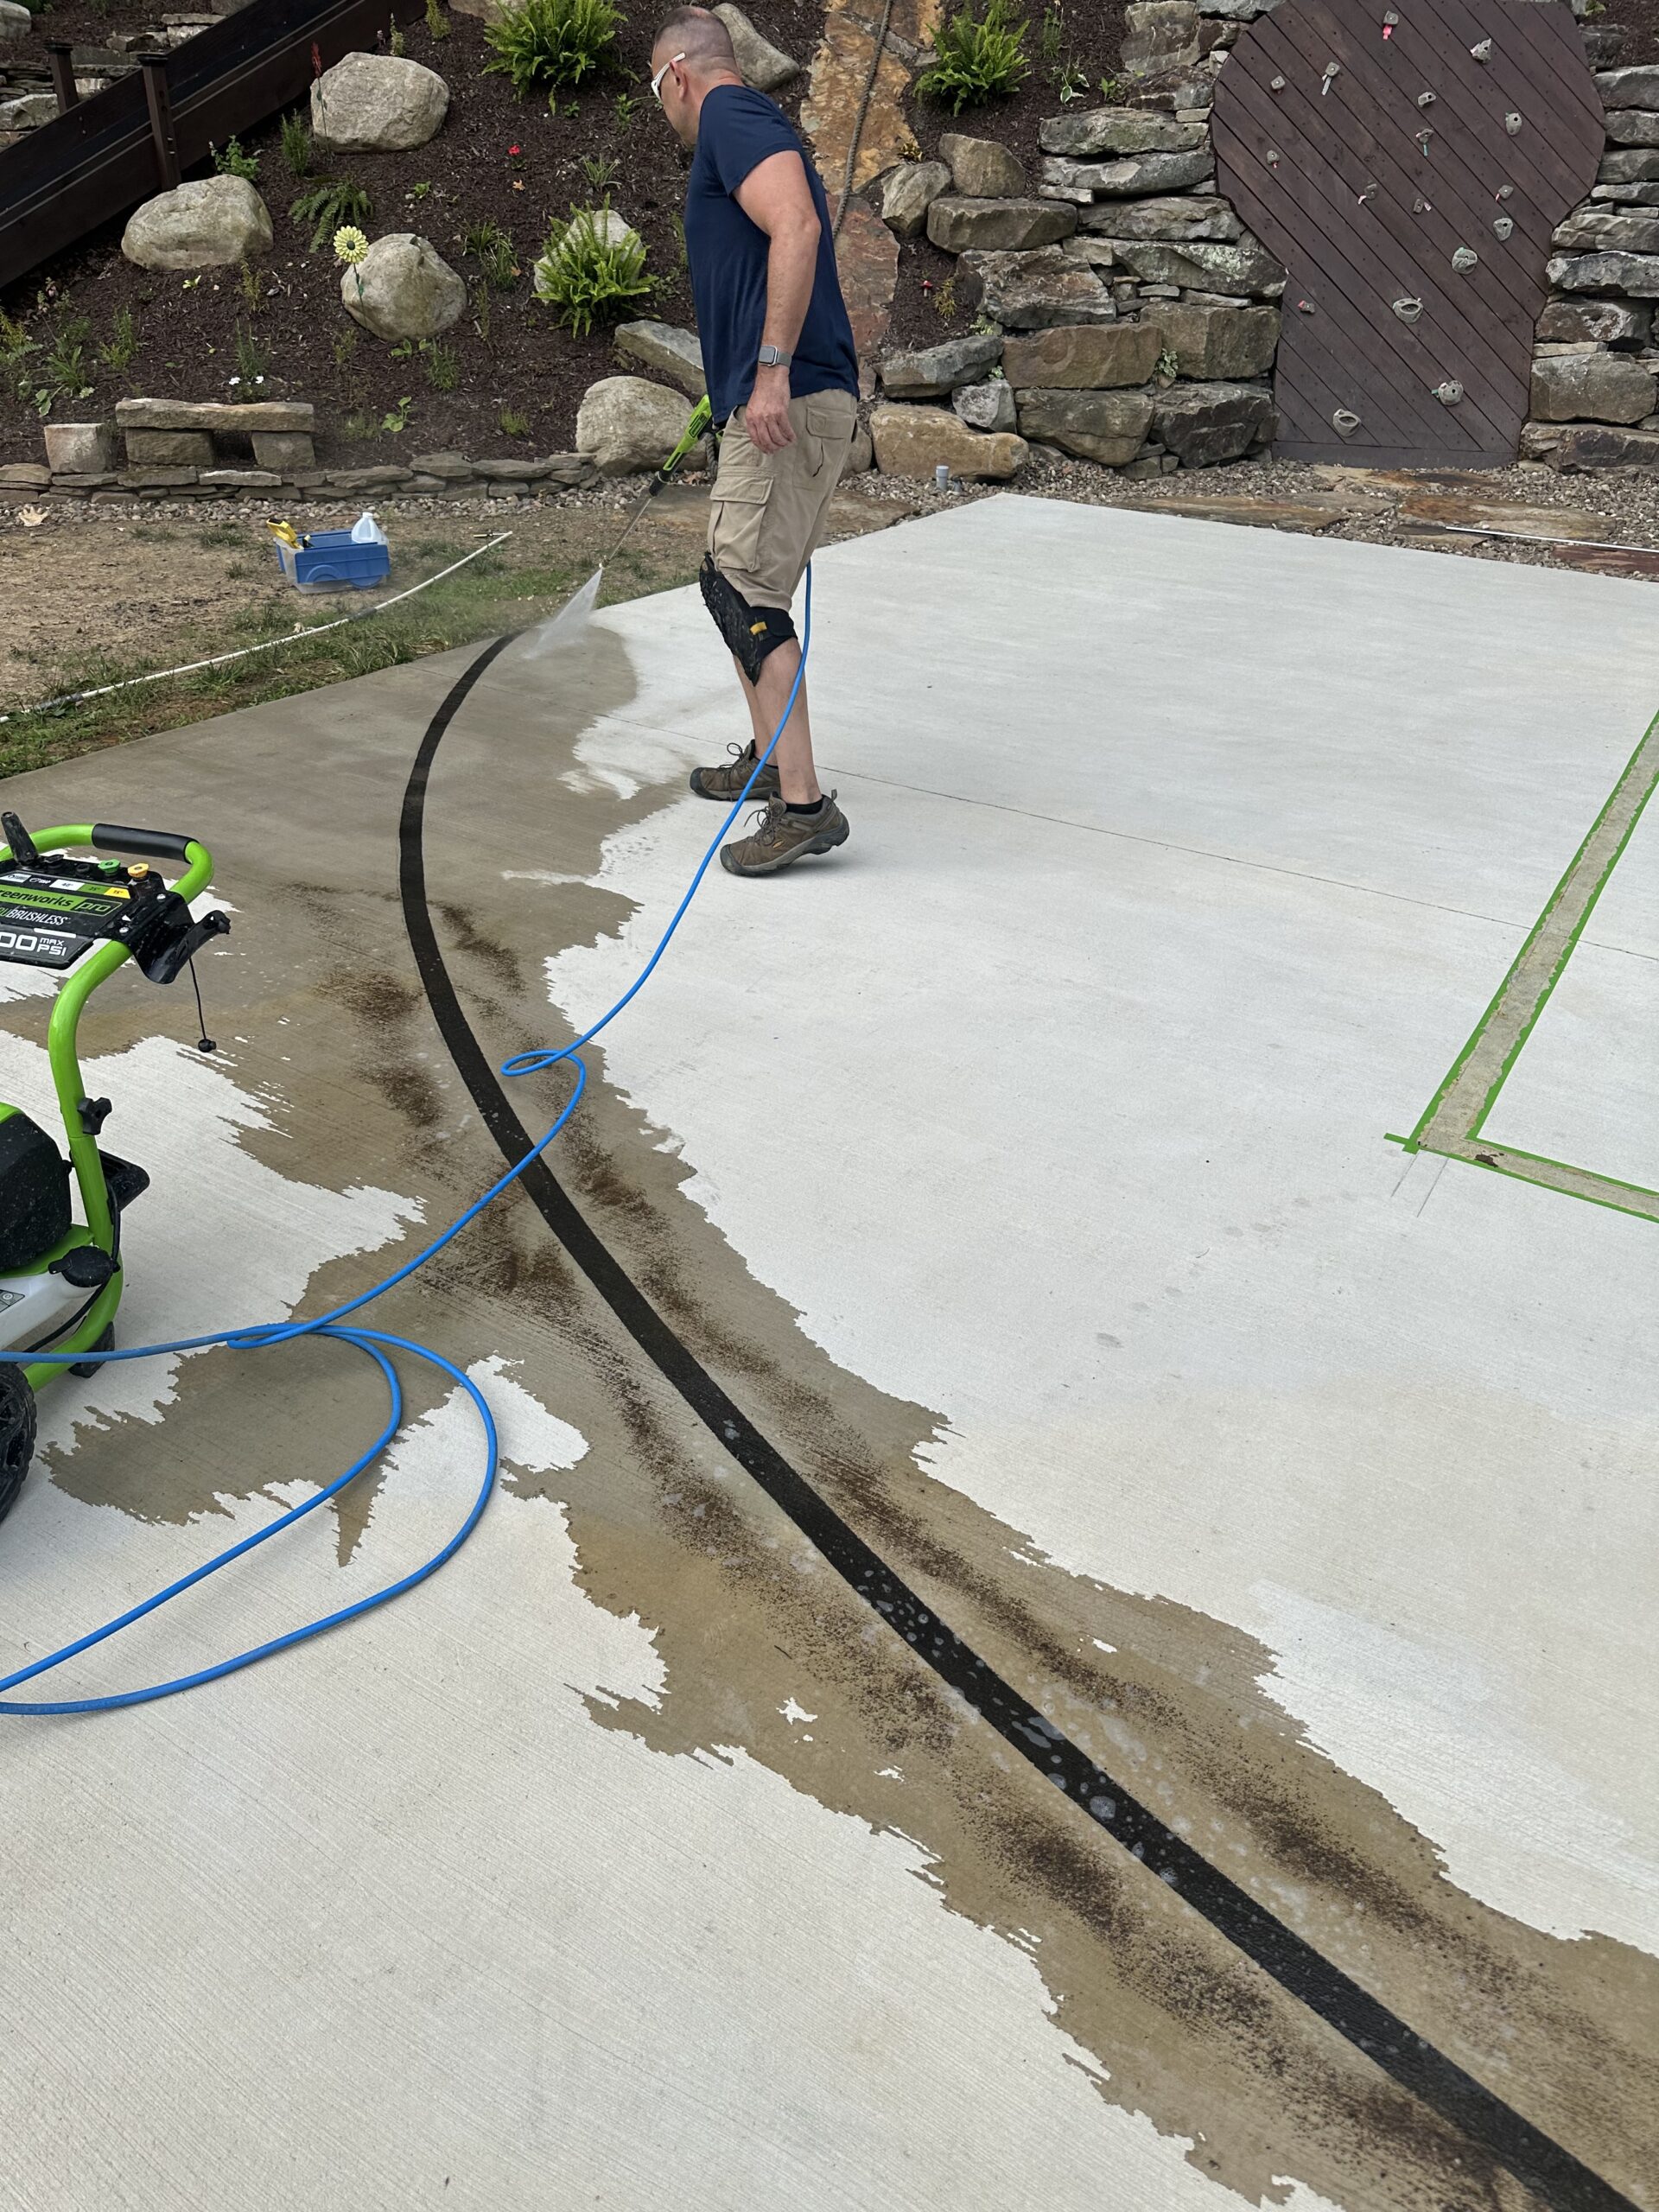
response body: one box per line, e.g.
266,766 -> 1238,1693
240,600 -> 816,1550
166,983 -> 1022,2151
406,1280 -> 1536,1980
655,396 -> 714,488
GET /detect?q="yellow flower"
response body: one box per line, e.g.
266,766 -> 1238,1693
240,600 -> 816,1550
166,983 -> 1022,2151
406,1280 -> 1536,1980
333,225 -> 369,267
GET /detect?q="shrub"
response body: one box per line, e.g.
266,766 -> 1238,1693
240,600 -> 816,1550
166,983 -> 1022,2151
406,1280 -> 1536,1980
532,204 -> 651,335
426,0 -> 451,36
228,321 -> 270,399
212,135 -> 261,181
281,109 -> 312,177
917,0 -> 1029,111
499,406 -> 531,437
39,316 -> 92,414
291,179 -> 372,250
484,0 -> 625,95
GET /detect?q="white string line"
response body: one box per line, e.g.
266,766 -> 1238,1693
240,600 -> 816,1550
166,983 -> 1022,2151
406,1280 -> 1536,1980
1438,522 -> 1656,556
0,531 -> 515,728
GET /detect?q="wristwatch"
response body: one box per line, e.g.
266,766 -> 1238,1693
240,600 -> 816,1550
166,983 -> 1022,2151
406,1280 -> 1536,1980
757,345 -> 792,368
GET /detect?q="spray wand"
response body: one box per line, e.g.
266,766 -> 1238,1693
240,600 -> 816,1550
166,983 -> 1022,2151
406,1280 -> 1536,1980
604,395 -> 714,567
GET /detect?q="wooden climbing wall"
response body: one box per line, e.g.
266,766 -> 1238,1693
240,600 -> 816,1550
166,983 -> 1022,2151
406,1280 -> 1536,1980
1212,0 -> 1605,467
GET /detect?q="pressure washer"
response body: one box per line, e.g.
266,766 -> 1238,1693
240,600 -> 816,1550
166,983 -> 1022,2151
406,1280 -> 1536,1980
0,816 -> 228,1523
0,405 -> 806,1715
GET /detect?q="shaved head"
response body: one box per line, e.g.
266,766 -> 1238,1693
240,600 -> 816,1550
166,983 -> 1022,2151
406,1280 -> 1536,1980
652,5 -> 737,69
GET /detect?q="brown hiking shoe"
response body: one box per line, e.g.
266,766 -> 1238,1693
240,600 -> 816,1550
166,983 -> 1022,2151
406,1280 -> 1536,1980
690,742 -> 781,804
721,793 -> 849,877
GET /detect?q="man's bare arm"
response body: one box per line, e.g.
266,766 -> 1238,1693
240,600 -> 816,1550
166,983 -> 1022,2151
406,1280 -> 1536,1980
734,149 -> 824,454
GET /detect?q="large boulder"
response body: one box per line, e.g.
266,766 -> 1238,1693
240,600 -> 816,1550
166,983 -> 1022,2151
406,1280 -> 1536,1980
614,317 -> 705,397
1014,388 -> 1153,464
940,133 -> 1026,199
1138,301 -> 1280,378
963,245 -> 1117,327
868,403 -> 1027,480
880,332 -> 1003,397
1151,382 -> 1274,467
1554,207 -> 1659,255
577,375 -> 695,474
1122,0 -> 1201,79
1002,322 -> 1160,388
928,196 -> 1077,252
713,3 -> 800,91
1040,108 -> 1207,159
0,92 -> 55,128
311,52 -> 449,154
1536,296 -> 1651,344
343,232 -> 466,340
122,176 -> 272,270
953,380 -> 1017,432
0,3 -> 32,42
1548,251 -> 1659,296
1103,238 -> 1285,296
1530,350 -> 1656,424
880,160 -> 951,239
1045,149 -> 1213,200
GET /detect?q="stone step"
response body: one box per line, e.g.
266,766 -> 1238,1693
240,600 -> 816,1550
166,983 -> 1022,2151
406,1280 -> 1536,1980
115,397 -> 316,433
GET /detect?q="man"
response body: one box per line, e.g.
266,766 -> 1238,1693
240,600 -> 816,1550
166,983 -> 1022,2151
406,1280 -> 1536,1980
651,6 -> 861,877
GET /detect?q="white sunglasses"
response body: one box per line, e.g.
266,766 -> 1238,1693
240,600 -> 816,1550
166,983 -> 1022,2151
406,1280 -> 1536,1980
651,51 -> 685,100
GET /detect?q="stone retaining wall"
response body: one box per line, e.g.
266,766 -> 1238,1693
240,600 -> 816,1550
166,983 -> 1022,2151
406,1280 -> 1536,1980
871,0 -> 1659,477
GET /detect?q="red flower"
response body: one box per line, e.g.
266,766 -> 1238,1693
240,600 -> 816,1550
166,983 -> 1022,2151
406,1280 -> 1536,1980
509,144 -> 522,155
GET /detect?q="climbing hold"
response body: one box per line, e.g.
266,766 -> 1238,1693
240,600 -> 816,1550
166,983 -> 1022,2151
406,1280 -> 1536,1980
1297,297 -> 1316,315
1413,196 -> 1433,214
1471,35 -> 1492,60
1416,128 -> 1434,155
1270,72 -> 1287,89
1432,380 -> 1464,404
1416,90 -> 1436,108
1452,245 -> 1478,271
1357,182 -> 1377,204
1506,111 -> 1522,134
1321,61 -> 1341,93
1332,408 -> 1362,436
1267,147 -> 1282,167
1383,7 -> 1399,18
1494,214 -> 1514,241
1496,183 -> 1514,200
1392,296 -> 1424,322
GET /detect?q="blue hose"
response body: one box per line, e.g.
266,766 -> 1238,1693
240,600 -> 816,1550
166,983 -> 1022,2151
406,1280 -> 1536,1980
0,572 -> 812,1717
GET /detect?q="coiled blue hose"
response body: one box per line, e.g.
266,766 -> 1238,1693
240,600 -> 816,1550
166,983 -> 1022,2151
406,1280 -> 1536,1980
0,572 -> 812,1717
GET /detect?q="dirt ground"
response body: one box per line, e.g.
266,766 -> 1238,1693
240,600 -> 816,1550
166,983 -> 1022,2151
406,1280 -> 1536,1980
0,479 -> 914,712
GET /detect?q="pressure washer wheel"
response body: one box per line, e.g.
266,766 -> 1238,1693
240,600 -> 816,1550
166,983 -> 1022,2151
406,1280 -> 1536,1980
0,1363 -> 36,1529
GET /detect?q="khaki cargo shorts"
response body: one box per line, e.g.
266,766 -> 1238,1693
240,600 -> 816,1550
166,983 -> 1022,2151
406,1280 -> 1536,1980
708,386 -> 859,607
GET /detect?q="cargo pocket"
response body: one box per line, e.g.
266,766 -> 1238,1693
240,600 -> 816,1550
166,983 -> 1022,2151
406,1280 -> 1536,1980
709,479 -> 772,582
803,396 -> 854,478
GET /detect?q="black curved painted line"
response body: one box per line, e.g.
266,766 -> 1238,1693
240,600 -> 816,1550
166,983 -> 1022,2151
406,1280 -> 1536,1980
399,635 -> 1636,2212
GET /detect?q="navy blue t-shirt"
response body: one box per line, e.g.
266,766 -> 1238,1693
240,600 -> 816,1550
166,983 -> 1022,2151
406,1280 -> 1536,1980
684,84 -> 860,424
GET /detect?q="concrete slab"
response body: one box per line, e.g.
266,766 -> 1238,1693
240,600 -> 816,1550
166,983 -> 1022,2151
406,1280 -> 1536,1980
0,497 -> 1655,2212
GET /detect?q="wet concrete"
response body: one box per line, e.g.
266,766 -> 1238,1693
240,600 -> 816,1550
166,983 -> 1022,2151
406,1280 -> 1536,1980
0,500 -> 1654,2212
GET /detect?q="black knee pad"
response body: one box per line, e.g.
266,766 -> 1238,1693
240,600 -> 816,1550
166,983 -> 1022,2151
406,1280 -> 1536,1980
699,554 -> 797,685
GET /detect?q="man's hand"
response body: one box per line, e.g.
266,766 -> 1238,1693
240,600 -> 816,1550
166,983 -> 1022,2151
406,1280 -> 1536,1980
745,360 -> 795,454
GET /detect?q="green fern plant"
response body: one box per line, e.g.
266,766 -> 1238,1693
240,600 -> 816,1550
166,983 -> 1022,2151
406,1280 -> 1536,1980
918,0 -> 1030,111
212,135 -> 261,181
532,203 -> 651,335
484,0 -> 625,95
291,179 -> 372,251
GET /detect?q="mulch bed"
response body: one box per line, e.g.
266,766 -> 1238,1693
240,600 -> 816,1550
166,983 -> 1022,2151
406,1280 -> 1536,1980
0,0 -> 823,467
3,0 -> 1655,467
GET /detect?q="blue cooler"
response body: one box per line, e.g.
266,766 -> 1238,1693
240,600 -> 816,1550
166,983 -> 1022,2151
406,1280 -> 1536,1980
275,528 -> 391,592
